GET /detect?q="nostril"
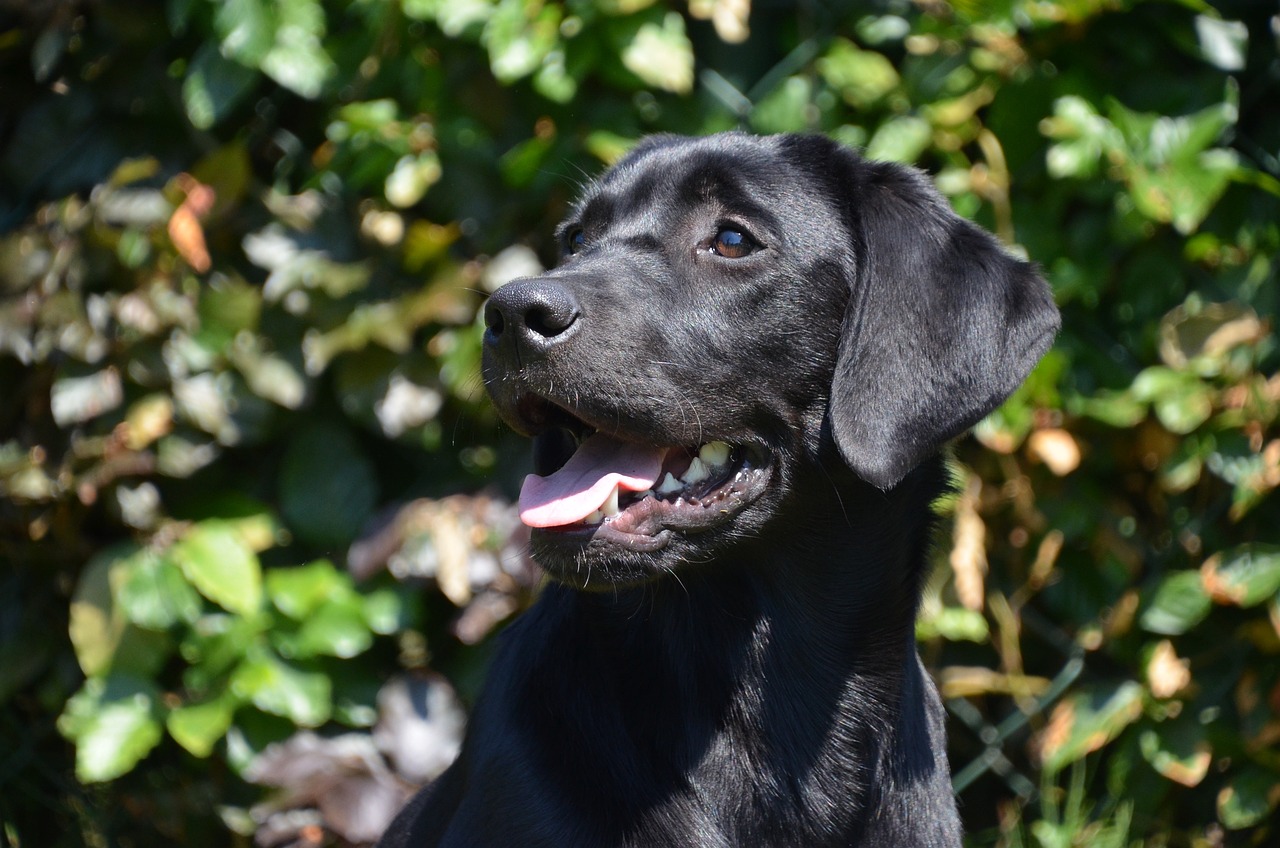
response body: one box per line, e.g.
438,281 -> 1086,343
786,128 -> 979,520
484,301 -> 506,338
487,279 -> 581,348
525,301 -> 577,338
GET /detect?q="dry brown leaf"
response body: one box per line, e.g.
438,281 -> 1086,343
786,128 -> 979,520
1026,428 -> 1081,476
938,665 -> 1050,699
1146,639 -> 1191,699
689,0 -> 750,43
168,174 -> 215,272
949,475 -> 987,612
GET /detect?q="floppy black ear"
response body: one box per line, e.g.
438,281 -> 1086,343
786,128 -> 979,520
827,155 -> 1059,490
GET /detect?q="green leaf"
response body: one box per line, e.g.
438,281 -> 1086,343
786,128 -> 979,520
58,675 -> 164,783
179,612 -> 269,691
866,116 -> 932,164
167,695 -> 236,758
749,76 -> 815,135
1039,681 -> 1144,773
483,0 -> 560,83
1195,16 -> 1248,72
1140,571 -> 1212,635
361,587 -> 406,635
230,650 -> 331,727
273,599 -> 373,660
259,0 -> 334,99
384,152 -> 443,208
1201,545 -> 1280,608
278,423 -> 378,549
183,43 -> 259,130
1130,367 -> 1213,434
117,549 -> 202,630
1138,717 -> 1211,787
917,606 -> 989,643
1218,766 -> 1280,830
169,521 -> 263,616
214,0 -> 275,67
266,559 -> 349,620
621,12 -> 694,94
817,39 -> 899,109
69,545 -> 173,677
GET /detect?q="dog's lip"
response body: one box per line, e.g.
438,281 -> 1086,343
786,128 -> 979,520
504,392 -> 775,552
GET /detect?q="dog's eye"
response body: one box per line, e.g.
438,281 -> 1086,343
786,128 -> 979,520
711,228 -> 756,259
566,228 -> 586,255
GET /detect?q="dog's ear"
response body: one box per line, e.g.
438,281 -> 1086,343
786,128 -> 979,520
826,154 -> 1059,490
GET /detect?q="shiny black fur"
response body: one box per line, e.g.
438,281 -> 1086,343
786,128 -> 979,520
378,133 -> 1059,847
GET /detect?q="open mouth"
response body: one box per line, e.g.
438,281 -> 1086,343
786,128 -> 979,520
514,399 -> 772,551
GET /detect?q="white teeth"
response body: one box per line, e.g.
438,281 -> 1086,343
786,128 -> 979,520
681,456 -> 709,484
601,484 -> 621,517
584,509 -> 604,525
657,473 -> 683,495
698,440 -> 731,468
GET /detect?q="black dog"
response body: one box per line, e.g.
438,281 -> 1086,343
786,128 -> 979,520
378,133 -> 1059,847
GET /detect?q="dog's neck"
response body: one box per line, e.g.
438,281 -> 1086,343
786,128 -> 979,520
478,456 -> 954,845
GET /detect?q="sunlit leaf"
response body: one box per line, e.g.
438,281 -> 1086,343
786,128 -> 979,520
266,559 -> 350,620
117,549 -> 202,630
69,545 -> 172,678
273,599 -> 373,660
1218,766 -> 1280,830
1140,570 -> 1211,635
58,674 -> 164,782
169,521 -> 263,616
1139,717 -> 1210,787
167,694 -> 236,758
818,39 -> 899,109
259,0 -> 334,98
231,649 -> 331,727
621,12 -> 694,94
1201,545 -> 1280,608
866,115 -> 932,164
1037,681 -> 1144,773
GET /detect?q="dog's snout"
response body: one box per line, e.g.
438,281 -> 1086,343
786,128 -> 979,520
484,278 -> 581,358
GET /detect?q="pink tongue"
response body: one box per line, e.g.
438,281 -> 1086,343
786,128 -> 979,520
519,433 -> 665,528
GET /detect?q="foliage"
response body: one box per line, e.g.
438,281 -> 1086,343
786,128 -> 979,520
0,0 -> 1277,846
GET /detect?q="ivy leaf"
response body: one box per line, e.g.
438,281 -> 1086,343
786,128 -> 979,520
259,0 -> 335,99
167,694 -> 237,758
866,116 -> 932,165
231,649 -> 331,727
1139,718 -> 1211,787
1201,545 -> 1280,608
1037,681 -> 1144,773
183,43 -> 259,130
58,675 -> 164,783
267,559 -> 350,620
169,521 -> 263,616
1217,765 -> 1280,830
1139,570 -> 1211,635
117,549 -> 202,630
69,545 -> 172,678
621,11 -> 694,94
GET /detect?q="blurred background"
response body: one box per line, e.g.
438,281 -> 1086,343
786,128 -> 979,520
1,0 -> 1278,845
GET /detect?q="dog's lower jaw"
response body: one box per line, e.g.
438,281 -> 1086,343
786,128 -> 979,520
381,458 -> 962,848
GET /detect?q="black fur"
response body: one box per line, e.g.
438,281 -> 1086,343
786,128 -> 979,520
378,133 -> 1059,847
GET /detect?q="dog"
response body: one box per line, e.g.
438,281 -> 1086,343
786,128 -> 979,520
378,132 -> 1059,847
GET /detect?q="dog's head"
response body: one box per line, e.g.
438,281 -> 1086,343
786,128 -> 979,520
482,133 -> 1058,588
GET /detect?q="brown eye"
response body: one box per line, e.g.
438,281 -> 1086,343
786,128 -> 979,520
711,228 -> 756,259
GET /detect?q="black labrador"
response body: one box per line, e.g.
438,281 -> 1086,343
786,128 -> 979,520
378,132 -> 1059,847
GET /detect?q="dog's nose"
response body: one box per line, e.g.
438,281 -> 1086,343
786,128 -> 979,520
484,278 -> 581,358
